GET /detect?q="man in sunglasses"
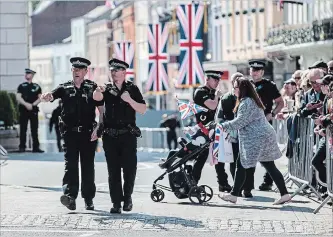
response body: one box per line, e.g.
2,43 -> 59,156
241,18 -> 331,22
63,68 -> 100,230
299,68 -> 325,117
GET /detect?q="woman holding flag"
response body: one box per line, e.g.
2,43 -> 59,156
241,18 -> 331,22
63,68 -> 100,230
218,77 -> 291,205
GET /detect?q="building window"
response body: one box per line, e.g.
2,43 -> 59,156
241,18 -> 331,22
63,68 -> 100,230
66,55 -> 71,72
54,57 -> 61,73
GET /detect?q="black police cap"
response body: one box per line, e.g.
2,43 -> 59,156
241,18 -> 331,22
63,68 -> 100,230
25,68 -> 36,74
205,70 -> 223,80
70,57 -> 91,68
308,60 -> 327,69
249,59 -> 266,69
109,58 -> 129,70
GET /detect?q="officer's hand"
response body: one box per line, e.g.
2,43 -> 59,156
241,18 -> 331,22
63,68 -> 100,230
95,85 -> 106,93
26,103 -> 33,111
91,126 -> 98,141
41,93 -> 53,102
215,90 -> 223,98
121,91 -> 132,103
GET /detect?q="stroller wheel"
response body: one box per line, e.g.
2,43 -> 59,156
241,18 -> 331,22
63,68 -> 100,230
200,185 -> 213,202
188,186 -> 207,204
151,189 -> 165,202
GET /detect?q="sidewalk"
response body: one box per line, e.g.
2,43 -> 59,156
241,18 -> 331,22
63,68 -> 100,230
1,184 -> 332,235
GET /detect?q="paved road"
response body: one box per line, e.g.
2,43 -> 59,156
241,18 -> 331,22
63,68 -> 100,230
0,152 -> 332,237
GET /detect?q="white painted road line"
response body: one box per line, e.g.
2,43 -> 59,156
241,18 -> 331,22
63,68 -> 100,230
0,229 -> 100,235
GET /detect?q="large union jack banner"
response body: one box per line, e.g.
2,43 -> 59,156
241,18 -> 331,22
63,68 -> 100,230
176,3 -> 205,87
146,23 -> 169,94
113,41 -> 135,82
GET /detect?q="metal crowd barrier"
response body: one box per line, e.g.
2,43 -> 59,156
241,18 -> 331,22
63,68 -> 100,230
137,127 -> 170,152
273,115 -> 333,213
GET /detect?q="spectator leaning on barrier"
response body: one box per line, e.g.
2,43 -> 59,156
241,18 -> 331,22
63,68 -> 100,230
312,75 -> 333,198
299,68 -> 326,117
328,60 -> 333,75
292,70 -> 303,89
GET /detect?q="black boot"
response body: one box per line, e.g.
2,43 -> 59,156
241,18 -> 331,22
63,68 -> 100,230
84,199 -> 94,210
60,195 -> 76,210
243,190 -> 253,198
219,184 -> 232,193
259,183 -> 272,191
110,203 -> 121,214
123,197 -> 133,212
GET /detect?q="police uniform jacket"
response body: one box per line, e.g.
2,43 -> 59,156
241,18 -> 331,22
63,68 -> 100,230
193,86 -> 217,125
51,80 -> 103,128
254,78 -> 281,115
102,81 -> 145,129
17,82 -> 41,112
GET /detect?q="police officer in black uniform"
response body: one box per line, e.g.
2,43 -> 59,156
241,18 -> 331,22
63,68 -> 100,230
16,68 -> 44,153
49,99 -> 63,152
41,57 -> 104,211
192,70 -> 232,192
249,59 -> 284,192
93,58 -> 147,214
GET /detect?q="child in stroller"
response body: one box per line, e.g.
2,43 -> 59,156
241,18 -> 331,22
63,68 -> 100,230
150,122 -> 216,204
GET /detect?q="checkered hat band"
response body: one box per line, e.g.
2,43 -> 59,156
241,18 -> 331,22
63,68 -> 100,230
251,63 -> 263,67
72,60 -> 88,67
207,73 -> 221,78
110,62 -> 126,68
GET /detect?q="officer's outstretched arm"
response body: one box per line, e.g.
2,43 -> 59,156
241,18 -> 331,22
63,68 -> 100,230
93,87 -> 104,101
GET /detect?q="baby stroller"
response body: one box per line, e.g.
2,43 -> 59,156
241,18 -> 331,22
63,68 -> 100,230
150,122 -> 215,204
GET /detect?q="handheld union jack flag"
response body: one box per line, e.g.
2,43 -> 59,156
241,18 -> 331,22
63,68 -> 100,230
213,123 -> 222,160
113,41 -> 135,82
177,99 -> 208,120
176,3 -> 205,88
146,23 -> 169,94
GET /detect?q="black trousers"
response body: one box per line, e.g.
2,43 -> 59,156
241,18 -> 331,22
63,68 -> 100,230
103,133 -> 137,204
312,137 -> 327,185
192,143 -> 238,187
62,132 -> 97,200
55,126 -> 62,152
167,131 -> 177,150
231,158 -> 288,196
19,111 -> 40,150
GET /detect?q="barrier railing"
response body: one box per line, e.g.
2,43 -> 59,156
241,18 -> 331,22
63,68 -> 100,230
273,115 -> 333,213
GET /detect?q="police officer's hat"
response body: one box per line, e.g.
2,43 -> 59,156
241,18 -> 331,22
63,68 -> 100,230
205,70 -> 223,80
249,59 -> 266,70
109,58 -> 129,70
70,57 -> 91,68
25,68 -> 36,74
308,60 -> 327,70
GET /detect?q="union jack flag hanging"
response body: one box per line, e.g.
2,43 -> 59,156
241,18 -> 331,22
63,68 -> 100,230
176,3 -> 205,87
177,99 -> 208,120
113,41 -> 135,82
146,23 -> 169,94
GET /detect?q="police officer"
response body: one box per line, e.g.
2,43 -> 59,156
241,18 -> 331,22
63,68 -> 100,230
93,58 -> 147,214
41,57 -> 103,211
249,59 -> 284,192
192,70 -> 232,192
49,99 -> 63,152
16,68 -> 44,153
159,114 -> 180,150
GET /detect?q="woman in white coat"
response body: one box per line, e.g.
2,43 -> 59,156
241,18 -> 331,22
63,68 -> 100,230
219,77 -> 291,205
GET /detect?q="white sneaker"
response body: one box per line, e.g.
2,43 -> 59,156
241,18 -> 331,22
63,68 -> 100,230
218,193 -> 237,204
273,194 -> 291,205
